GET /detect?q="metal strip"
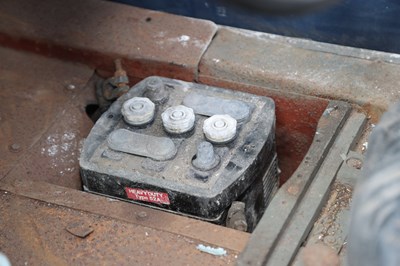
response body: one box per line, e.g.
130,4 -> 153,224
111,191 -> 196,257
237,101 -> 351,266
266,112 -> 366,265
0,178 -> 249,253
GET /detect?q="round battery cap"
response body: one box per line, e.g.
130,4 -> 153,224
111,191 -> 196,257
162,105 -> 195,134
203,114 -> 237,143
121,97 -> 155,126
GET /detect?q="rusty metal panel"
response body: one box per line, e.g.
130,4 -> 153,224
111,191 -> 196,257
0,178 -> 250,254
265,112 -> 366,266
0,0 -> 217,81
198,27 -> 400,114
0,47 -> 93,184
0,44 -> 365,266
291,150 -> 365,265
0,191 -> 240,265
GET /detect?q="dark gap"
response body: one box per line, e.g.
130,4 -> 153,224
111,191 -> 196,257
85,104 -> 100,123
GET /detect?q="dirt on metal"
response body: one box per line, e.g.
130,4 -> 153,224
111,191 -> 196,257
0,191 -> 239,265
0,0 -> 218,81
0,47 -> 94,187
313,182 -> 353,247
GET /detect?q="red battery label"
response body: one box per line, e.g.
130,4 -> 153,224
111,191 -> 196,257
125,187 -> 170,205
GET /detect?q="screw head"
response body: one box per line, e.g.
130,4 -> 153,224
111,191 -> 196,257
121,97 -> 155,126
203,115 -> 237,144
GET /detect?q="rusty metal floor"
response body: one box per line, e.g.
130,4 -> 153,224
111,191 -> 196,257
0,192 -> 240,265
0,47 -> 248,265
0,1 -> 379,264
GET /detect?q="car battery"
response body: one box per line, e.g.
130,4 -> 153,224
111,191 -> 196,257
80,76 -> 278,230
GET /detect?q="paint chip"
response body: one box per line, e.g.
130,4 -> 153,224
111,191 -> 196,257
196,244 -> 227,256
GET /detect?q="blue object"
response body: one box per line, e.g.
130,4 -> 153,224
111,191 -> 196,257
197,244 -> 227,256
115,0 -> 400,53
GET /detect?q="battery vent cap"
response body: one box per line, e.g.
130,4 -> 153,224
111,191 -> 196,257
203,114 -> 237,144
162,105 -> 195,134
121,97 -> 155,126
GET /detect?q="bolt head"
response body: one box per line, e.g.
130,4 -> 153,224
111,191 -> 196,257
203,115 -> 237,143
144,77 -> 169,103
162,105 -> 195,134
192,141 -> 219,171
121,97 -> 155,126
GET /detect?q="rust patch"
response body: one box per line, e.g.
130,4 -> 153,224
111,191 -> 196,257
302,243 -> 340,266
361,102 -> 385,124
0,0 -> 217,81
0,191 -> 239,265
0,47 -> 93,182
1,178 -> 250,253
65,221 -> 94,238
199,27 -> 400,119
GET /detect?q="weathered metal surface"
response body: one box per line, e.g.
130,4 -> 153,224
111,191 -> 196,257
301,151 -> 364,255
199,27 -> 400,116
65,221 -> 94,238
0,8 -> 378,263
336,151 -> 364,187
264,112 -> 366,266
3,100 -> 94,190
292,143 -> 365,266
0,47 -> 94,186
0,191 -> 239,265
237,101 -> 351,266
0,0 -> 217,81
305,182 -> 353,253
1,1 -> 399,264
0,179 -> 249,253
300,243 -> 340,266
